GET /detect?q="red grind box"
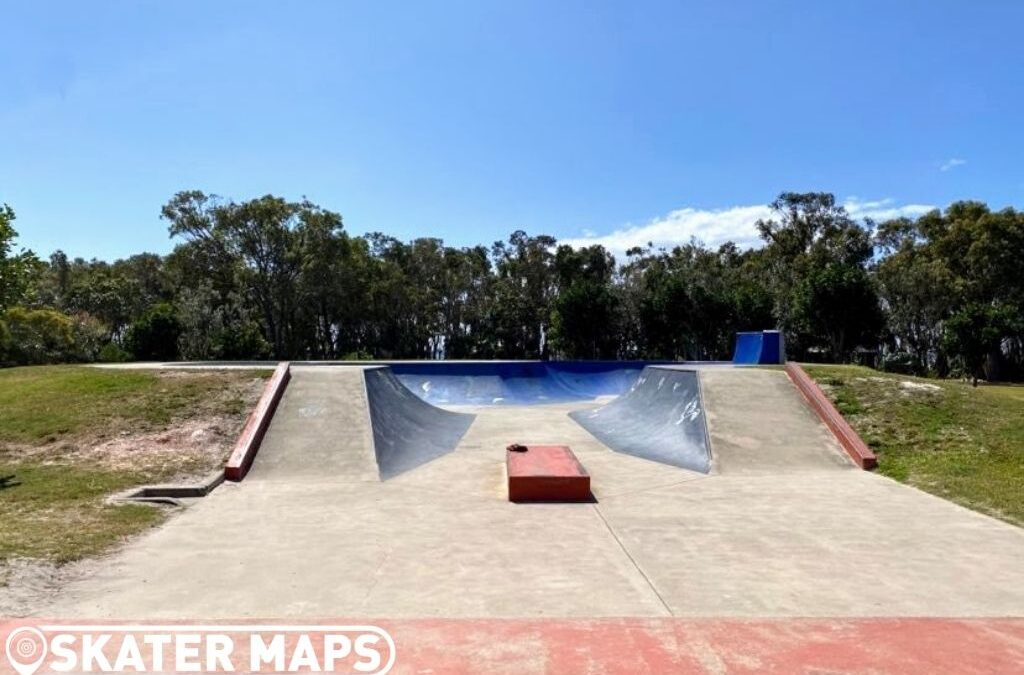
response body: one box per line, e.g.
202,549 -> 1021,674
506,444 -> 592,502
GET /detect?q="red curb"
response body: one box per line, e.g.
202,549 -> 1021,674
785,362 -> 878,470
224,362 -> 291,481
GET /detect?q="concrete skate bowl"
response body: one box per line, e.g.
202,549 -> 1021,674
389,361 -> 654,405
569,367 -> 712,473
363,367 -> 476,479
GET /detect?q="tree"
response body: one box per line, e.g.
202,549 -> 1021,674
295,214 -> 370,359
174,282 -> 270,360
757,192 -> 882,360
630,250 -> 696,359
9,187 -> 1024,375
943,304 -> 1012,386
875,203 -> 1024,379
125,302 -> 182,361
0,204 -> 42,311
162,191 -> 336,358
362,233 -> 430,358
618,241 -> 772,361
2,307 -> 76,365
791,262 -> 884,360
549,245 -> 621,359
490,231 -> 558,358
874,215 -> 956,374
436,245 -> 493,358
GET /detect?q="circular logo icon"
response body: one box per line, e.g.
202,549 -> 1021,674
5,627 -> 47,675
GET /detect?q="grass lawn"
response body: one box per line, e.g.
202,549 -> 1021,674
803,364 -> 1024,527
0,366 -> 267,563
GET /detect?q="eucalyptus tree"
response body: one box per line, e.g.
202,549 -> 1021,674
756,192 -> 883,360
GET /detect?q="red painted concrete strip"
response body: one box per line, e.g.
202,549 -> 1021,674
785,362 -> 878,470
224,362 -> 291,481
384,618 -> 1024,674
507,444 -> 591,502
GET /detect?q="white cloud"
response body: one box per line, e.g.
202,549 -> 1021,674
563,197 -> 936,259
940,158 -> 967,172
562,204 -> 773,256
843,197 -> 934,222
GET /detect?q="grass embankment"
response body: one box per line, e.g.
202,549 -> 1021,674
0,366 -> 267,563
803,364 -> 1024,527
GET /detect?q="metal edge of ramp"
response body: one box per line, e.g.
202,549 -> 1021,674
362,366 -> 477,480
389,361 -> 655,405
568,365 -> 712,473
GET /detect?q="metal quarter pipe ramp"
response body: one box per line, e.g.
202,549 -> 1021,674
363,366 -> 476,479
569,366 -> 712,472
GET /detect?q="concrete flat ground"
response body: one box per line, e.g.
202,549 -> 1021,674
43,366 -> 1024,619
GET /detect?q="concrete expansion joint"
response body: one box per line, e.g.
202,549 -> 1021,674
591,503 -> 675,617
360,548 -> 394,605
596,475 -> 711,501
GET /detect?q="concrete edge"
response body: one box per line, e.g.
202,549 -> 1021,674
692,369 -> 719,474
224,361 -> 292,481
784,362 -> 878,470
653,365 -> 715,473
107,470 -> 226,507
692,369 -> 715,472
358,366 -> 383,480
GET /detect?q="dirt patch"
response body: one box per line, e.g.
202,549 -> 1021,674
0,557 -> 93,617
900,380 -> 942,393
5,374 -> 265,479
16,416 -> 242,479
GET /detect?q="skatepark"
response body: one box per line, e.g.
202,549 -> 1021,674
40,358 -> 1024,625
9,5 -> 1024,670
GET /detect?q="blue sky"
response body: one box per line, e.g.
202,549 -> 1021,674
2,1 -> 1023,260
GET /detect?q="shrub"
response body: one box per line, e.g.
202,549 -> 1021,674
125,303 -> 181,361
3,307 -> 77,365
69,312 -> 110,362
881,352 -> 917,375
0,316 -> 10,363
216,321 -> 272,360
341,349 -> 373,361
97,342 -> 132,363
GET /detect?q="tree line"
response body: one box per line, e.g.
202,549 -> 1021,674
1,191 -> 1022,382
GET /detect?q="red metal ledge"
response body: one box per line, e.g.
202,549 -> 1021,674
224,362 -> 291,481
785,362 -> 878,470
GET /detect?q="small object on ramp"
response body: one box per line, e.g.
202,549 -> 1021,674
507,443 -> 528,452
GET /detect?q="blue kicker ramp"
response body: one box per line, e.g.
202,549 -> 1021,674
569,366 -> 712,473
732,330 -> 785,364
389,361 -> 655,406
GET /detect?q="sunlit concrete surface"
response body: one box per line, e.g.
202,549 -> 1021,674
41,367 -> 1024,618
